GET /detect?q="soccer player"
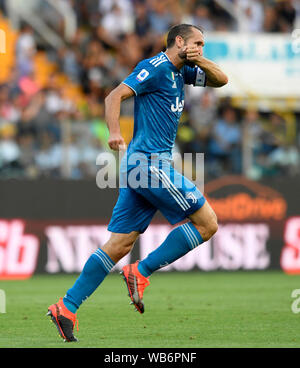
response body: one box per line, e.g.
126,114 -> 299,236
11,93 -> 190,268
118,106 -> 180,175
47,24 -> 228,342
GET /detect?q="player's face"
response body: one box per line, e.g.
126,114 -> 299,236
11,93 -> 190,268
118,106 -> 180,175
177,28 -> 205,60
185,28 -> 205,56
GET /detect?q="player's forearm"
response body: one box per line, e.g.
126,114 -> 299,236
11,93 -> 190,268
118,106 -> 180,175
195,57 -> 228,88
104,92 -> 122,134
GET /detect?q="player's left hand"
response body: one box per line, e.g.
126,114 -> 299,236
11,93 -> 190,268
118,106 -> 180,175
184,45 -> 203,64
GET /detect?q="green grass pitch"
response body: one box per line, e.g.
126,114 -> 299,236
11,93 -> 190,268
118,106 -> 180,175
0,271 -> 299,348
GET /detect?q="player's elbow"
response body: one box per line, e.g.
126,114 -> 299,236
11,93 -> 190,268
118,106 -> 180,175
104,91 -> 112,105
220,74 -> 228,86
105,90 -> 118,104
215,74 -> 228,87
208,73 -> 228,88
105,83 -> 134,105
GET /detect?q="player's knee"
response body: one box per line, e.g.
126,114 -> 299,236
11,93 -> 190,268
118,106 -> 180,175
194,219 -> 218,242
108,233 -> 138,259
208,219 -> 218,239
189,201 -> 218,242
110,240 -> 133,258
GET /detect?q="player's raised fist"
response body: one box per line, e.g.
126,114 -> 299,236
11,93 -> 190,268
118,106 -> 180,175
108,133 -> 126,151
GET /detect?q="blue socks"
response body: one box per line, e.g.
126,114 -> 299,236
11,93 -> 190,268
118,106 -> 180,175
138,222 -> 203,277
63,248 -> 115,314
62,223 -> 203,313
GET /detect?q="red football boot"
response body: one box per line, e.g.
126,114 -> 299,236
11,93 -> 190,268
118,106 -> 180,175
47,298 -> 78,342
121,261 -> 150,314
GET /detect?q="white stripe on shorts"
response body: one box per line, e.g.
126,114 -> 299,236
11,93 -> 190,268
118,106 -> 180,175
158,168 -> 190,210
150,166 -> 190,211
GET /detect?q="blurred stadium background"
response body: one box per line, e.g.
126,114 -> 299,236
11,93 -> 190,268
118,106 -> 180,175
1,0 -> 300,349
0,0 -> 299,289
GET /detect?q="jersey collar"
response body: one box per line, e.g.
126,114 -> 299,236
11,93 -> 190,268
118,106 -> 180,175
162,52 -> 181,72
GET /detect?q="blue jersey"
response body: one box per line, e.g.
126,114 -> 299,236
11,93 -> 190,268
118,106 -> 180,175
122,52 -> 206,157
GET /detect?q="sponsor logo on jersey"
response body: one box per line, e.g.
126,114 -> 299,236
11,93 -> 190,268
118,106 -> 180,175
171,97 -> 184,113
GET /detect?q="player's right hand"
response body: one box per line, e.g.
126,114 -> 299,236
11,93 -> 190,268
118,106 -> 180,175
108,133 -> 126,151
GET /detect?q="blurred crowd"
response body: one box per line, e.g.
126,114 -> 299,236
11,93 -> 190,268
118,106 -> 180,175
178,91 -> 300,179
0,0 -> 299,180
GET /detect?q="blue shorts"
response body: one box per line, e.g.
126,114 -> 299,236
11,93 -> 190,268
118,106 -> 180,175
108,153 -> 206,234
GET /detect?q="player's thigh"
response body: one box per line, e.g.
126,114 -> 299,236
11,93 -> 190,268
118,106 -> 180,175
108,187 -> 157,234
188,200 -> 218,241
137,163 -> 206,225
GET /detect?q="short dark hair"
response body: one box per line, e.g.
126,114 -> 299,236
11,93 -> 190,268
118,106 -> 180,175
166,24 -> 203,48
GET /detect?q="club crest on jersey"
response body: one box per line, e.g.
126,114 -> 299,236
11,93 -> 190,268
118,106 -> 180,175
185,192 -> 197,204
136,69 -> 149,82
171,97 -> 184,113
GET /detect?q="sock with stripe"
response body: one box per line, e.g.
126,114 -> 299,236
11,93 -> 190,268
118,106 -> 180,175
63,248 -> 115,313
138,222 -> 203,278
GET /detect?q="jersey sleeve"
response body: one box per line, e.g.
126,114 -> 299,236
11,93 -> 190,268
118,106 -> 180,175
182,65 -> 206,87
122,62 -> 159,96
